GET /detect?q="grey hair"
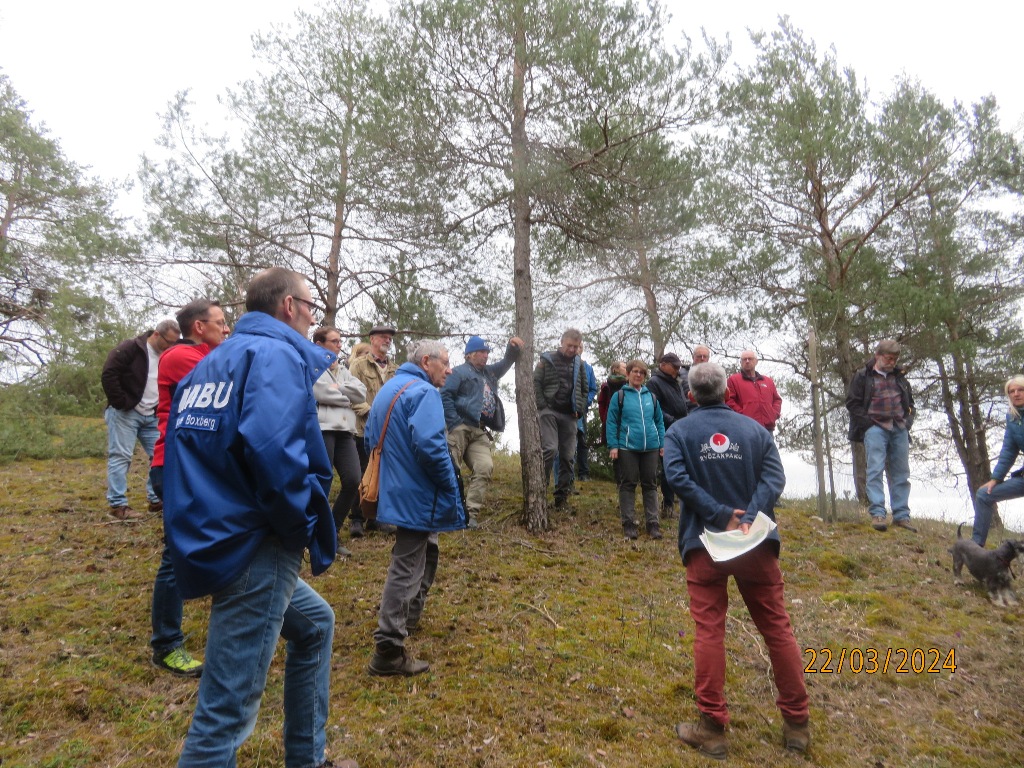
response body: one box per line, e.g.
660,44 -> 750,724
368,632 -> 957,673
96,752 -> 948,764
155,318 -> 180,335
408,339 -> 446,364
688,362 -> 728,405
875,338 -> 901,356
246,267 -> 306,316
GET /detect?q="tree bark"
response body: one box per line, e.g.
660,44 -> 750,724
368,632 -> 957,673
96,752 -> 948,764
511,8 -> 548,532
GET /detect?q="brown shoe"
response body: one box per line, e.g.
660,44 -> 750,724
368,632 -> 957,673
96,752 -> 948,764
892,518 -> 918,533
782,717 -> 810,753
368,645 -> 429,677
869,515 -> 888,531
148,500 -> 164,513
108,505 -> 143,520
675,713 -> 727,760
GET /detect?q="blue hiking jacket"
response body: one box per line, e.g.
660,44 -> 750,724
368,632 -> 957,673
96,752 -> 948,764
366,363 -> 466,532
991,411 -> 1024,481
605,385 -> 665,452
440,340 -> 519,432
663,403 -> 785,562
164,311 -> 338,599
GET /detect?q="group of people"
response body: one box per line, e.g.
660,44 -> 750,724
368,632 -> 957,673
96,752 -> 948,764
100,290 -> 1023,763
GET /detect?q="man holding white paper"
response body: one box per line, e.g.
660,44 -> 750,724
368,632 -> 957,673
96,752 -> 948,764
663,362 -> 809,760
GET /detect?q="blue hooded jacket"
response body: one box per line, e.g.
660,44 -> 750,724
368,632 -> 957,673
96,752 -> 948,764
164,311 -> 338,599
366,362 -> 466,532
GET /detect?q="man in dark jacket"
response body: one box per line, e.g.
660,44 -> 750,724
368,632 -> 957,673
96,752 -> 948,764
101,320 -> 180,519
646,352 -> 689,517
533,328 -> 588,507
441,334 -> 523,528
845,339 -> 916,533
164,267 -> 351,768
664,362 -> 809,759
368,340 -> 465,677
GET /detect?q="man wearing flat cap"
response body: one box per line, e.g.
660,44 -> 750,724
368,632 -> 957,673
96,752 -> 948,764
349,324 -> 400,537
845,339 -> 917,533
646,352 -> 690,517
440,334 -> 524,528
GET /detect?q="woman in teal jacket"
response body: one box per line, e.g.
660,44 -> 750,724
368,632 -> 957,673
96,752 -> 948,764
606,359 -> 666,540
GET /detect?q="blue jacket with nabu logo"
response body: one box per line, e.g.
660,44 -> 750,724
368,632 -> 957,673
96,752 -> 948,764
164,311 -> 338,599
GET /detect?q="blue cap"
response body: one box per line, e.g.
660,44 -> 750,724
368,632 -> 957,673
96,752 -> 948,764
465,336 -> 491,354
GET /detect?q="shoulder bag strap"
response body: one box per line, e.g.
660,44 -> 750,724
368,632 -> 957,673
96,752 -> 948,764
377,381 -> 415,451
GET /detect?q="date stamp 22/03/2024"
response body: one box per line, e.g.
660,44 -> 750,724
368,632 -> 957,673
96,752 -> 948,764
804,647 -> 956,674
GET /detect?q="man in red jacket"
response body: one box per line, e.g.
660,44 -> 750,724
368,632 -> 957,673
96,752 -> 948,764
148,298 -> 229,677
725,351 -> 782,433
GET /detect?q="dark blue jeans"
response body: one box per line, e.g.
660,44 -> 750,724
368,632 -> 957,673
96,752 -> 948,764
149,465 -> 185,656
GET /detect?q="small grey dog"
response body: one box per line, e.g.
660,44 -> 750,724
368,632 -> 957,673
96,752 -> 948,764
950,523 -> 1024,607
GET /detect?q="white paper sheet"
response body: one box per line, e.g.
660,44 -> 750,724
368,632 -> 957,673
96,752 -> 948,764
698,511 -> 777,562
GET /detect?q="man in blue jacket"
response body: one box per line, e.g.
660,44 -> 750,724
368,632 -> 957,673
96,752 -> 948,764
367,339 -> 466,676
664,362 -> 809,760
441,334 -> 523,528
164,267 -> 353,768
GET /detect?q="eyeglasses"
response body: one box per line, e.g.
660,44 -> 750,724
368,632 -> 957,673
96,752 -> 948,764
292,296 -> 319,315
159,333 -> 179,345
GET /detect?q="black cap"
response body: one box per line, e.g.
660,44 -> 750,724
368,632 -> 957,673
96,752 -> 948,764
660,353 -> 682,366
368,324 -> 396,336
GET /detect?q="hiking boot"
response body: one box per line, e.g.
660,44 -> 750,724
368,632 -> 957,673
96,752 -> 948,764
108,505 -> 143,521
466,511 -> 480,530
892,518 -> 917,533
661,502 -> 675,520
647,523 -> 663,540
349,520 -> 364,538
623,523 -> 639,540
869,515 -> 888,531
148,500 -> 164,513
554,495 -> 569,509
153,647 -> 203,678
675,712 -> 727,760
337,544 -> 353,558
366,521 -> 397,534
368,645 -> 429,677
317,759 -> 359,768
782,717 -> 811,753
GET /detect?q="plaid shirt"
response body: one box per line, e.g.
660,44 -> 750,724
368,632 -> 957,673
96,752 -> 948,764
867,369 -> 906,430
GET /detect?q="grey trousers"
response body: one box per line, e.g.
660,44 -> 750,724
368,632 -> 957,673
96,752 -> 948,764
616,449 -> 660,527
540,409 -> 578,499
374,527 -> 439,649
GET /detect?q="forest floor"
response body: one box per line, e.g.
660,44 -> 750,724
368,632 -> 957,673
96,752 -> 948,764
1,443 -> 1022,768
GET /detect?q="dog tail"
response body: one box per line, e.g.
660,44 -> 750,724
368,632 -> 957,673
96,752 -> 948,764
957,522 -> 966,539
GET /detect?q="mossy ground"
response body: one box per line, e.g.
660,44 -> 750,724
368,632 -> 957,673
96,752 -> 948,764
1,435 -> 1022,767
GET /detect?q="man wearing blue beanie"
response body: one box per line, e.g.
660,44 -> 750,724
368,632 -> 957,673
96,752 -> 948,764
440,334 -> 524,528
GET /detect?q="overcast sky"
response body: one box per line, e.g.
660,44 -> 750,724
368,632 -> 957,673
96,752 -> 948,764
2,0 -> 1021,192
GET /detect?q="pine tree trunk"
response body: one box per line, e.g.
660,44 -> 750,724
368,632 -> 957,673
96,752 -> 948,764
511,9 -> 548,532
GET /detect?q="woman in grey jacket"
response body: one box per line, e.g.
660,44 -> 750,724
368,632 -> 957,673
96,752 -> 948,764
606,359 -> 666,540
313,327 -> 367,550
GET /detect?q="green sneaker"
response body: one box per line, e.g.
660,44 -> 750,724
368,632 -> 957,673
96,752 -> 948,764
153,647 -> 203,678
